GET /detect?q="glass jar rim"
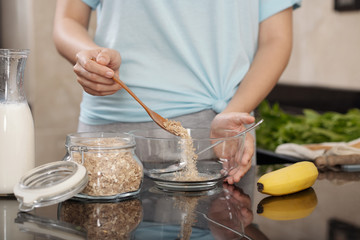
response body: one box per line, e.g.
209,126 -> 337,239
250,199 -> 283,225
0,48 -> 29,57
65,132 -> 135,149
129,128 -> 246,141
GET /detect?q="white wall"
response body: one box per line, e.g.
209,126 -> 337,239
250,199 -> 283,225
0,0 -> 35,103
280,0 -> 360,90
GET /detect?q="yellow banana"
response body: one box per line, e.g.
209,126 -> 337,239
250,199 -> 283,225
257,188 -> 318,221
257,161 -> 318,196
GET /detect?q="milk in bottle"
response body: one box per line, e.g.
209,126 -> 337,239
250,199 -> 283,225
0,49 -> 35,195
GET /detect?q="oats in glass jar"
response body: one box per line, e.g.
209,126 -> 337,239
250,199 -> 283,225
68,133 -> 143,198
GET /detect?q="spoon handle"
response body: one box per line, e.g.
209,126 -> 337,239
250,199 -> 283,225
112,76 -> 152,115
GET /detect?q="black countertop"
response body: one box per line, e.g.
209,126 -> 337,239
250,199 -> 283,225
2,163 -> 360,240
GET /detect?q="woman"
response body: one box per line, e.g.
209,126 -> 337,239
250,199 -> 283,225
53,0 -> 301,184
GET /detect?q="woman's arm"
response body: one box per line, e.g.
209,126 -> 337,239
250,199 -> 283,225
53,0 -> 96,64
213,7 -> 294,183
53,0 -> 122,96
223,7 -> 293,114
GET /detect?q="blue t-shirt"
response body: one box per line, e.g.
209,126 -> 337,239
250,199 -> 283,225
80,0 -> 301,124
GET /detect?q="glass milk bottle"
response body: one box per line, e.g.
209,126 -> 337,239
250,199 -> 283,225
0,49 -> 35,195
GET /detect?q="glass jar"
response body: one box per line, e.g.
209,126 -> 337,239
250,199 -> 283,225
0,49 -> 35,195
63,132 -> 143,200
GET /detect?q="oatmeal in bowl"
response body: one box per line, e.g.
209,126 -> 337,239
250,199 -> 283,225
130,124 -> 246,192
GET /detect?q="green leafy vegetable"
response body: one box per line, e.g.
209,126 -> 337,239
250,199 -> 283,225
255,101 -> 360,151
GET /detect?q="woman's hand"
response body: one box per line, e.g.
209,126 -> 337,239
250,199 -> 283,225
211,112 -> 255,184
74,48 -> 122,96
53,0 -> 123,96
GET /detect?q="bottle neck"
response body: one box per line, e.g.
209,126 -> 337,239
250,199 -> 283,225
0,49 -> 29,103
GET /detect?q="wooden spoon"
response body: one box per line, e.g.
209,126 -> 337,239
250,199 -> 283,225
112,76 -> 177,135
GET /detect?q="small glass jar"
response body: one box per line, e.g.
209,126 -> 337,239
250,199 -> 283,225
63,132 -> 143,200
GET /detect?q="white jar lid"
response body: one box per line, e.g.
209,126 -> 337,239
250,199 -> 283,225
13,161 -> 88,212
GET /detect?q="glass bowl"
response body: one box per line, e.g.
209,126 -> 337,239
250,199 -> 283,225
130,128 -> 246,191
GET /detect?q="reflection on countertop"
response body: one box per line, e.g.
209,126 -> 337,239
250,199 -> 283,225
1,165 -> 360,240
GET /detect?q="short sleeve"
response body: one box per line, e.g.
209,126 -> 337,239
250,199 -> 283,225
82,0 -> 100,10
259,0 -> 302,22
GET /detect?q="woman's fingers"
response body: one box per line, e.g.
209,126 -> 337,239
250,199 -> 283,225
242,133 -> 255,165
79,77 -> 121,96
74,63 -> 114,84
76,53 -> 115,79
73,48 -> 122,96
